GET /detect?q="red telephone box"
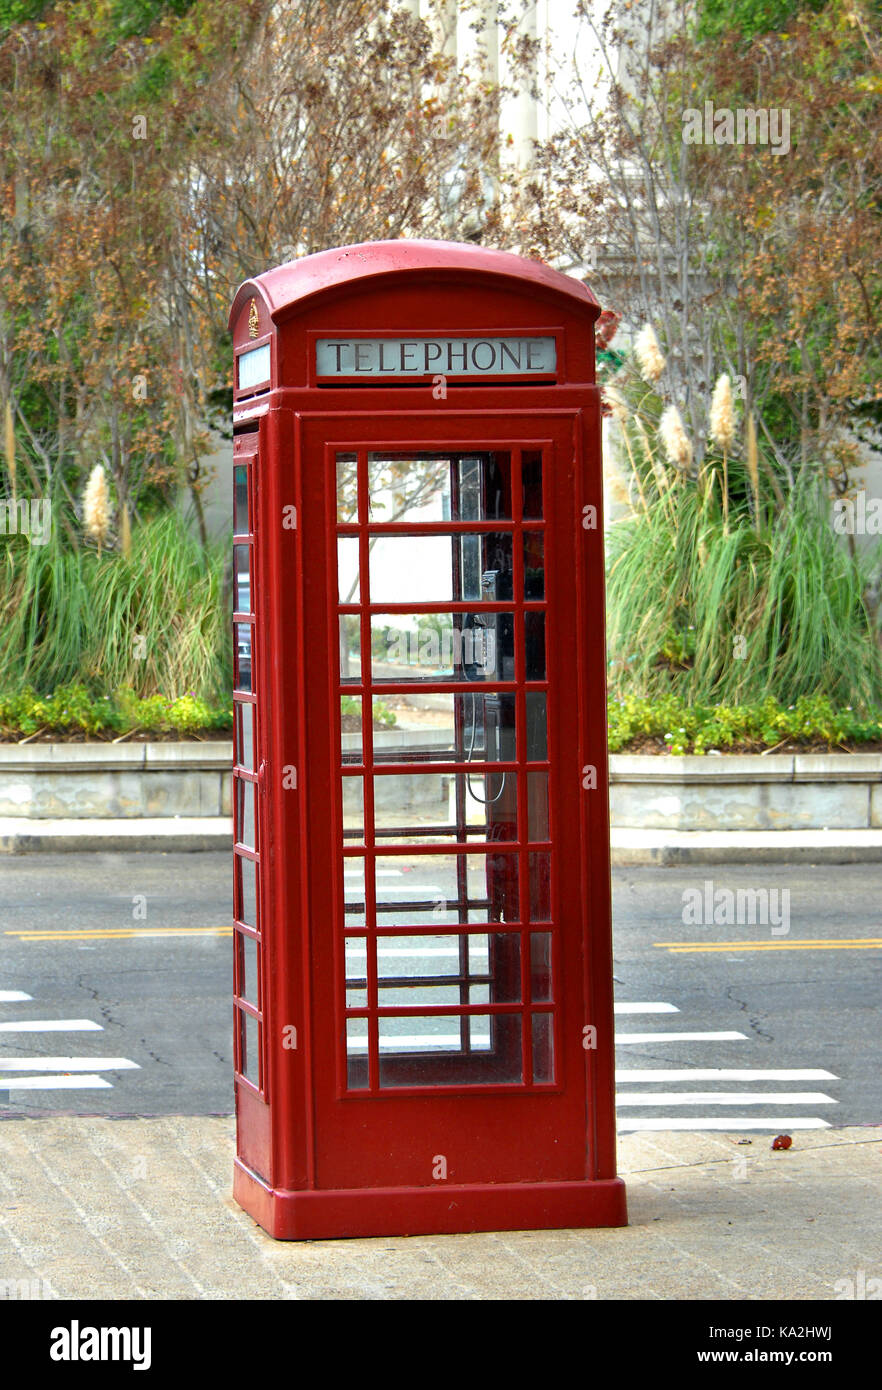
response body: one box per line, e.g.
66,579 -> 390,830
228,240 -> 626,1239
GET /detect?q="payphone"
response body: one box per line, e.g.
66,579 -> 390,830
228,240 -> 625,1239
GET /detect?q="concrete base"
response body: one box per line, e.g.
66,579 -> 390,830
234,1159 -> 628,1240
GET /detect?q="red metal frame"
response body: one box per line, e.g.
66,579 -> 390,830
228,241 -> 625,1238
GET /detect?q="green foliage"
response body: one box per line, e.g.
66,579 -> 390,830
5,685 -> 875,749
0,0 -> 51,32
108,0 -> 199,40
371,699 -> 396,729
696,0 -> 828,39
606,482 -> 882,707
607,693 -> 882,755
0,684 -> 231,739
340,695 -> 397,729
0,512 -> 231,700
605,345 -> 882,709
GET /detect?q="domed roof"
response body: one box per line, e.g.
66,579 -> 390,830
229,238 -> 598,328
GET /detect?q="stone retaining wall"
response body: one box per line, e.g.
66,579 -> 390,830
0,743 -> 232,819
2,743 -> 880,830
610,753 -> 882,830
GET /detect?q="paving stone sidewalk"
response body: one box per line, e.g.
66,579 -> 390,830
0,1119 -> 879,1299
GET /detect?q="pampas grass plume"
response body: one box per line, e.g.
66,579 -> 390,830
659,405 -> 693,471
634,324 -> 666,384
83,464 -> 111,554
709,374 -> 736,451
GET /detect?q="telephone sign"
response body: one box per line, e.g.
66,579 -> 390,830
315,335 -> 557,378
228,239 -> 626,1239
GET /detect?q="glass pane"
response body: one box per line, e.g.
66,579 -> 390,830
233,545 -> 251,613
371,611 -> 516,682
372,769 -> 517,841
234,465 -> 249,534
522,451 -> 543,519
342,777 -> 364,841
235,776 -> 257,850
532,1012 -> 554,1083
377,1014 -> 523,1087
378,1014 -> 486,1053
524,610 -> 546,680
340,694 -> 363,762
528,851 -> 551,923
343,857 -> 366,925
369,533 -> 514,605
525,692 -> 547,760
368,453 -> 451,524
530,933 -> 553,1002
339,618 -> 361,684
345,936 -> 369,1007
367,452 -> 512,523
375,932 -> 490,977
234,701 -> 255,773
237,853 -> 257,928
236,930 -> 259,1008
346,1018 -> 370,1089
366,933 -> 520,1006
337,536 -> 360,604
373,852 -> 519,926
234,622 -> 253,693
240,1008 -> 259,1086
527,771 -> 549,841
336,452 -> 358,523
523,531 -> 544,599
365,693 -> 516,765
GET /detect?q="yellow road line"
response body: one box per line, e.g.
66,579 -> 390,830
5,927 -> 233,941
655,938 -> 882,953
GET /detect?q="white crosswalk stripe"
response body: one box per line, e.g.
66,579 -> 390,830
0,1019 -> 103,1032
0,1075 -> 112,1091
614,1002 -> 679,1014
616,1091 -> 837,1107
0,1057 -> 140,1072
621,1117 -> 832,1131
615,1001 -> 838,1133
616,1030 -> 748,1043
0,988 -> 139,1103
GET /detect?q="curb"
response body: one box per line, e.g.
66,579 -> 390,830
2,817 -> 881,862
610,827 -> 882,865
0,816 -> 233,854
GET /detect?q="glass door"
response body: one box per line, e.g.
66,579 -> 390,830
335,447 -> 555,1092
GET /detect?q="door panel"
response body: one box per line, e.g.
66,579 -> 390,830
298,414 -> 592,1189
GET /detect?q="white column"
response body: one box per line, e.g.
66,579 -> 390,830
420,0 -> 457,61
499,0 -> 538,169
457,0 -> 498,81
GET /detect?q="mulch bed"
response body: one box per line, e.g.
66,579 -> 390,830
615,735 -> 882,756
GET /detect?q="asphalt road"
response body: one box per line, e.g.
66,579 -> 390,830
0,852 -> 879,1127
